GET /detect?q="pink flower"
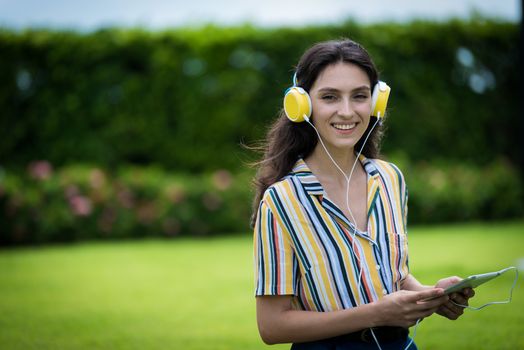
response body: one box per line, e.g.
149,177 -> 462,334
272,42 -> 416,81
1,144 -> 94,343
212,169 -> 232,191
69,195 -> 93,217
28,160 -> 53,180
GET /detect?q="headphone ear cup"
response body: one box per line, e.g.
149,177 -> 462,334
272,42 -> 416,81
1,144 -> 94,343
371,81 -> 391,119
284,87 -> 312,123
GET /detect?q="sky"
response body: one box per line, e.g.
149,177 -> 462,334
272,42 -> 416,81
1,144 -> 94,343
0,0 -> 520,30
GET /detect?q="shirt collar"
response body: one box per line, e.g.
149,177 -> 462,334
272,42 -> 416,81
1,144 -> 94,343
291,155 -> 380,197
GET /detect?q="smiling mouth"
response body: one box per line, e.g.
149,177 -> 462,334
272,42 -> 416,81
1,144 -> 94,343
332,123 -> 357,130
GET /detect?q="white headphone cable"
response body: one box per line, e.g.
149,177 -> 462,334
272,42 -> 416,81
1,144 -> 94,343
450,266 -> 518,310
303,114 -> 380,228
304,115 -> 401,350
305,114 -> 420,350
304,115 -> 380,289
304,113 -> 518,349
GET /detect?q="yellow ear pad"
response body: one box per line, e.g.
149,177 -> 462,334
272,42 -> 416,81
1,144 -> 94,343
371,81 -> 391,119
283,87 -> 312,123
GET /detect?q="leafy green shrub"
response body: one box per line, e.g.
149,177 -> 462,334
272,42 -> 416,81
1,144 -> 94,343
0,162 -> 253,245
403,158 -> 524,223
0,159 -> 522,245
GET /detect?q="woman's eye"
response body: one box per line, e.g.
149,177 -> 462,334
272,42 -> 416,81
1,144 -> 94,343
321,95 -> 336,101
354,94 -> 369,100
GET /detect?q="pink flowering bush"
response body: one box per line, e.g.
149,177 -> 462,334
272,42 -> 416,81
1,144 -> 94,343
0,158 -> 522,245
402,158 -> 524,223
0,162 -> 253,244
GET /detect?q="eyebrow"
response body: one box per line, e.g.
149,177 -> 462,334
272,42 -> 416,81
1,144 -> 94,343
316,85 -> 371,94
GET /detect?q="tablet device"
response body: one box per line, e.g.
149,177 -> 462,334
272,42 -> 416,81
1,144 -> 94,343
444,267 -> 513,294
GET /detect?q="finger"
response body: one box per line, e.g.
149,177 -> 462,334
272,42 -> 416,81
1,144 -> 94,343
414,306 -> 440,320
412,288 -> 445,302
418,295 -> 449,310
447,276 -> 462,285
440,305 -> 460,320
438,302 -> 463,319
417,295 -> 449,313
463,288 -> 475,299
450,293 -> 468,306
446,301 -> 465,315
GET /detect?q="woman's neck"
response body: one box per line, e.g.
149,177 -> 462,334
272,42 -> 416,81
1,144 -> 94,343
305,144 -> 358,183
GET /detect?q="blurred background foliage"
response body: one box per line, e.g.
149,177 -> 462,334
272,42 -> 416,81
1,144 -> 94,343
0,18 -> 522,244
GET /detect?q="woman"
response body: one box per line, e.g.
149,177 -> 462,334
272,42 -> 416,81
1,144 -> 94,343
252,39 -> 474,349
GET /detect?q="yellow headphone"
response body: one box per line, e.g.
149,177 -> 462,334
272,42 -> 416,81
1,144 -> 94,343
283,73 -> 391,123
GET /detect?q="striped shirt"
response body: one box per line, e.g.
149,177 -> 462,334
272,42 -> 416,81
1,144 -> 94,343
253,156 -> 409,312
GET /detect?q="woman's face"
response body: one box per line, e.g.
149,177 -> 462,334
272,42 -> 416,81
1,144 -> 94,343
309,61 -> 372,153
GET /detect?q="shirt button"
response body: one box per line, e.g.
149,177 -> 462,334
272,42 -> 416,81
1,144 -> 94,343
382,289 -> 388,295
376,265 -> 381,270
369,241 -> 373,246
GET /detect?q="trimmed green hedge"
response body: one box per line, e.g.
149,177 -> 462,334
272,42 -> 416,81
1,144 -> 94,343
0,19 -> 520,172
1,159 -> 522,245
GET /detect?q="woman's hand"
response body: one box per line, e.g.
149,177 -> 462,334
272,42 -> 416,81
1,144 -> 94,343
374,288 -> 448,328
434,276 -> 475,320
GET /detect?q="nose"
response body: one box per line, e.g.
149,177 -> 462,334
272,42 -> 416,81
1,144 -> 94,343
337,97 -> 353,118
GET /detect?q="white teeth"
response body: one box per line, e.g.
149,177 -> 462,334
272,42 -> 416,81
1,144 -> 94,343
332,123 -> 356,130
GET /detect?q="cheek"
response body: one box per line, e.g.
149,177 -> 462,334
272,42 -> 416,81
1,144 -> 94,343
356,101 -> 372,115
311,105 -> 331,122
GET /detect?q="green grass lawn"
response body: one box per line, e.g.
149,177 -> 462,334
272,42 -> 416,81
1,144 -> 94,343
0,221 -> 523,350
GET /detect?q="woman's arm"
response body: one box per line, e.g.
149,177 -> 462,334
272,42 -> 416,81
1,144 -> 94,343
256,288 -> 447,345
401,273 -> 430,291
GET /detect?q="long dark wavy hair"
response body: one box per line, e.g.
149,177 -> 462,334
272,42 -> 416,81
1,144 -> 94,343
251,39 -> 386,226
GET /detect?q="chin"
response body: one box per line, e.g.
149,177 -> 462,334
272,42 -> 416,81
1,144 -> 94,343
331,142 -> 358,151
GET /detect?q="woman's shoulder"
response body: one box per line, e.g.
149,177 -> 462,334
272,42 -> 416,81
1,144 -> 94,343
365,157 -> 406,184
261,176 -> 296,202
371,158 -> 403,173
261,159 -> 306,203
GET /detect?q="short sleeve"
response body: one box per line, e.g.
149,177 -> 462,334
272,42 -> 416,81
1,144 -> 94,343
253,198 -> 298,296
